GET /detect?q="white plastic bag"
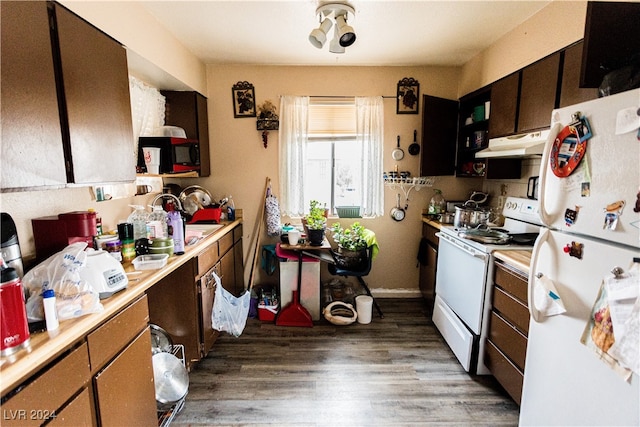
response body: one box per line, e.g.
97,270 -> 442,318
24,242 -> 103,321
211,271 -> 250,337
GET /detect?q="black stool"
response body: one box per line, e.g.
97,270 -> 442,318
328,246 -> 383,318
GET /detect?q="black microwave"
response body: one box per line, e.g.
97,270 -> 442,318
137,137 -> 200,174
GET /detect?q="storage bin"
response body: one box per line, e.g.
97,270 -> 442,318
258,304 -> 279,322
336,206 -> 361,218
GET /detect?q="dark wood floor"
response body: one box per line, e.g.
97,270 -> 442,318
173,298 -> 519,426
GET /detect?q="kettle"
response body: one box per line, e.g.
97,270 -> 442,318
1,213 -> 24,279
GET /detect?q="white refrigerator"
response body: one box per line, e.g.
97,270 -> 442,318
520,88 -> 640,426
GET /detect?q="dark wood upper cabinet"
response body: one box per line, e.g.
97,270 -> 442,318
488,73 -> 519,138
518,52 -> 560,132
55,3 -> 135,185
420,95 -> 458,176
162,91 -> 211,177
1,1 -> 67,189
560,41 -> 599,107
1,1 -> 135,191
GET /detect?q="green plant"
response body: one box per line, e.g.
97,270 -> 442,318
330,221 -> 367,252
305,200 -> 326,230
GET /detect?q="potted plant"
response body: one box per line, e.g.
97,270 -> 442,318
304,200 -> 326,246
330,221 -> 368,270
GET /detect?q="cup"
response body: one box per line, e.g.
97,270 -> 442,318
287,229 -> 300,246
142,147 -> 161,174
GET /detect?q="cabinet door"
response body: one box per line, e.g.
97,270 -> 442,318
55,4 -> 135,185
488,73 -> 519,138
146,259 -> 201,368
518,52 -> 560,132
420,95 -> 458,176
219,248 -> 237,296
93,328 -> 157,427
200,268 -> 219,356
560,41 -> 599,108
233,226 -> 245,295
1,1 -> 67,190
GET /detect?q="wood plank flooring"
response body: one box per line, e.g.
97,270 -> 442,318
173,298 -> 519,426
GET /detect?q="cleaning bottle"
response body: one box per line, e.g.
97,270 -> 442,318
167,210 -> 185,255
428,189 -> 446,215
227,195 -> 236,221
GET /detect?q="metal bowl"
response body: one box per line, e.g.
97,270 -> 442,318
152,352 -> 189,406
179,185 -> 213,216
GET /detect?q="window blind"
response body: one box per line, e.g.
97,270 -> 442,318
308,98 -> 356,137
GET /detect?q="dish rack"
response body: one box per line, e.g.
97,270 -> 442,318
384,176 -> 434,201
157,344 -> 187,427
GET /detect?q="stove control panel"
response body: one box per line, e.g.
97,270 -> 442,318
503,197 -> 541,224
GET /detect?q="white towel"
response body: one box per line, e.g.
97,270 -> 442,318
534,275 -> 567,317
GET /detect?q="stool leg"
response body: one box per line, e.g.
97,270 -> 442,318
357,277 -> 384,318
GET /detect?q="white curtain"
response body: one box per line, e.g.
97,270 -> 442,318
278,96 -> 309,217
129,76 -> 165,143
356,96 -> 384,217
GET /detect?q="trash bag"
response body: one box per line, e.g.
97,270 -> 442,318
211,271 -> 250,337
24,242 -> 103,321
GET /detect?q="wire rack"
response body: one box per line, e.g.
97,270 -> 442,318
157,344 -> 187,427
384,176 -> 434,202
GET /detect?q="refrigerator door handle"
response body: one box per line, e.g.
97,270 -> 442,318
528,227 -> 550,323
537,122 -> 562,227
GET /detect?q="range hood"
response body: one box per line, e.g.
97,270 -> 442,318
475,129 -> 550,159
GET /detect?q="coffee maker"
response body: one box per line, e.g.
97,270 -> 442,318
31,211 -> 97,261
1,213 -> 24,277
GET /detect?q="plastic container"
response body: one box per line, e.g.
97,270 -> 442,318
355,295 -> 373,324
258,304 -> 279,322
105,240 -> 123,262
428,189 -> 446,215
132,254 -> 169,270
128,205 -> 149,240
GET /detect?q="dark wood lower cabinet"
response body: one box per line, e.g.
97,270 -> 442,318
485,262 -> 529,405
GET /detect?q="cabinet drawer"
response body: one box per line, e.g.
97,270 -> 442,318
197,241 -> 219,276
485,340 -> 523,405
492,287 -> 530,335
488,311 -> 527,371
48,387 -> 93,427
218,231 -> 234,256
87,295 -> 149,372
2,343 -> 90,426
494,265 -> 528,303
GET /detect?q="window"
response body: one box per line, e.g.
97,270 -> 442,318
278,96 -> 384,218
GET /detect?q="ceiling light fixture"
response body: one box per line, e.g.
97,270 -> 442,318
309,3 -> 356,53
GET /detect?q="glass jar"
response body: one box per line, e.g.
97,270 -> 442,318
105,240 -> 122,262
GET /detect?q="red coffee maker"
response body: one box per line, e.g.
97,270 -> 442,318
0,267 -> 30,356
32,211 -> 97,261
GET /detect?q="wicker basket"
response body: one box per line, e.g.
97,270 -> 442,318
336,206 -> 361,218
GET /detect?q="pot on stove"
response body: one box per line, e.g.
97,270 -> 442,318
454,201 -> 492,228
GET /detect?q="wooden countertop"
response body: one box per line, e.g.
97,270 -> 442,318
0,219 -> 242,397
421,216 -> 444,230
494,250 -> 532,275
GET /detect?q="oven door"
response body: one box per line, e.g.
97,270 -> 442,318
435,233 -> 489,334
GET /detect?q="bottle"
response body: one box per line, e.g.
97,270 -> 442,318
88,208 -> 102,236
227,196 -> 236,221
117,222 -> 136,263
42,289 -> 59,331
147,206 -> 168,239
127,205 -> 149,240
428,189 -> 446,215
167,210 -> 185,255
0,268 -> 30,355
105,240 -> 123,262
